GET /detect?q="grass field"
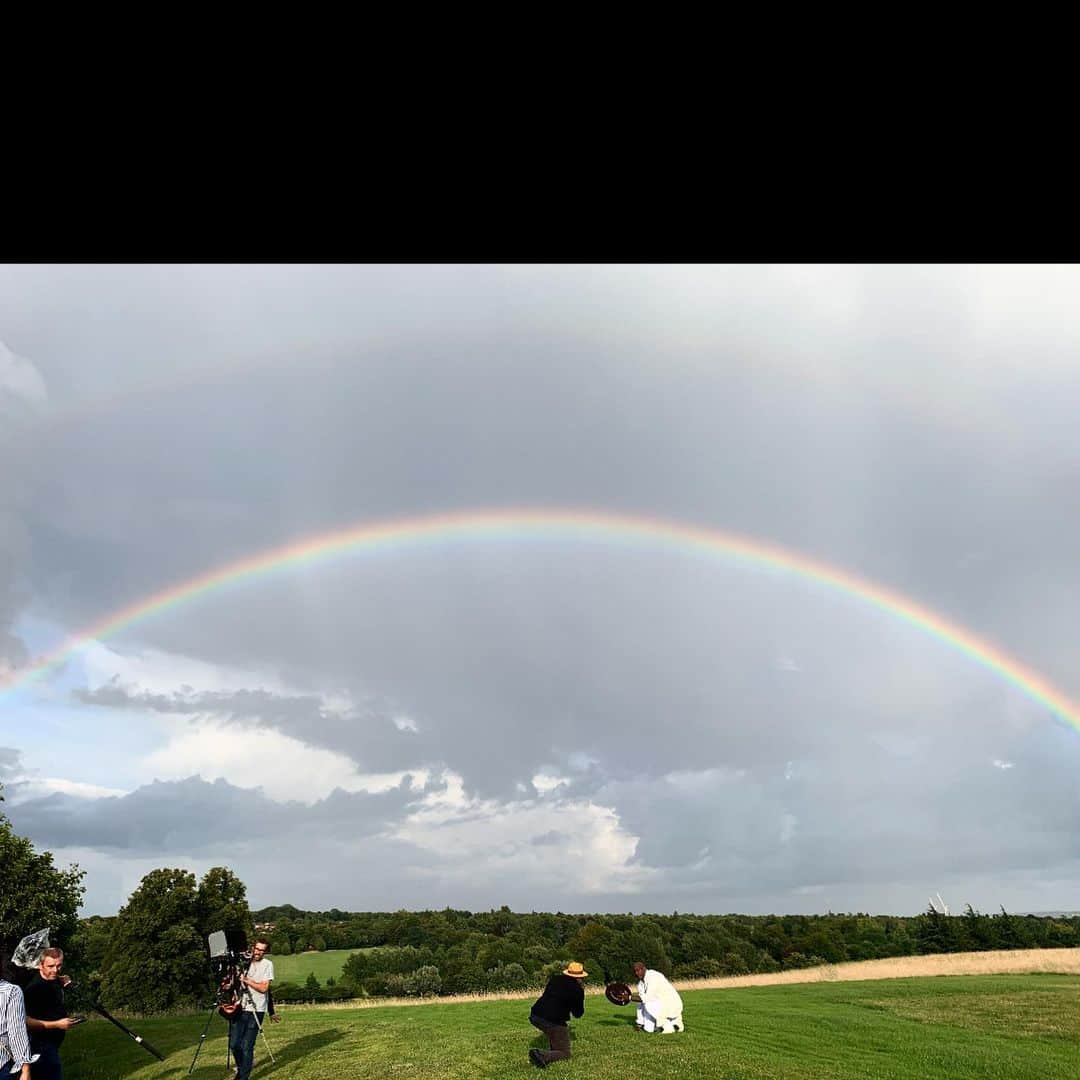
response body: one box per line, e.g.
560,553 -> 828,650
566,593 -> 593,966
60,973 -> 1080,1079
270,948 -> 367,985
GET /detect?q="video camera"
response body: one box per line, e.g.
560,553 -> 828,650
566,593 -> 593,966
206,930 -> 252,1016
207,929 -> 252,969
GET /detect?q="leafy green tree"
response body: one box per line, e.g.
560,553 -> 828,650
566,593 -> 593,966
960,904 -> 994,950
100,869 -> 208,1012
0,807 -> 85,960
99,866 -> 250,1013
405,965 -> 441,996
196,866 -> 252,940
65,916 -> 115,1008
268,931 -> 292,955
994,907 -> 1030,949
916,904 -> 954,954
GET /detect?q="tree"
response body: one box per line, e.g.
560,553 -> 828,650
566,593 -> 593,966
405,965 -> 442,996
100,869 -> 207,1012
196,866 -> 252,940
99,866 -> 252,1013
0,807 -> 85,962
65,916 -> 115,1007
268,931 -> 292,956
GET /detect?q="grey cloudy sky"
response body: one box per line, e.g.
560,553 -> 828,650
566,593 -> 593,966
2,264 -> 1079,917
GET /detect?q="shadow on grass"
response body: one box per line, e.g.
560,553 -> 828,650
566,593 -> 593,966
596,1014 -> 641,1028
187,1027 -> 348,1078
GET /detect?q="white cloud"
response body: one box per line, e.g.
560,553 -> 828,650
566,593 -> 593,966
661,766 -> 747,792
7,776 -> 128,801
531,772 -> 568,794
393,715 -> 418,733
138,716 -> 428,805
82,641 -> 291,698
389,771 -> 656,894
993,759 -> 1015,770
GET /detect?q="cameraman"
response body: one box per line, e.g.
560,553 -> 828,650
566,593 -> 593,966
24,949 -> 79,1080
229,939 -> 274,1080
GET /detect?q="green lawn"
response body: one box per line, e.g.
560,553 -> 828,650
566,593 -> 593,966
62,975 -> 1080,1079
270,948 -> 368,985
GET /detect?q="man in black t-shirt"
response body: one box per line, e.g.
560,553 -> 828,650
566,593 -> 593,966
24,949 -> 78,1080
528,961 -> 588,1068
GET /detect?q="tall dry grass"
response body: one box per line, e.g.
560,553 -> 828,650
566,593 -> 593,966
280,948 -> 1080,1011
680,947 -> 1080,991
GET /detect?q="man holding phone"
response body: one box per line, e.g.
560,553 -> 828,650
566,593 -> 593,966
24,949 -> 79,1079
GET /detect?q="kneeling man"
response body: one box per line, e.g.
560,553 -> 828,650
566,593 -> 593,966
632,961 -> 683,1034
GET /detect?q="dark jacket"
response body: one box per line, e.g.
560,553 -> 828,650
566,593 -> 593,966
530,973 -> 585,1026
24,973 -> 67,1047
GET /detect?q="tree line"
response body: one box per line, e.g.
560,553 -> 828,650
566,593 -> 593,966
250,902 -> 1080,1003
4,803 -> 1077,1014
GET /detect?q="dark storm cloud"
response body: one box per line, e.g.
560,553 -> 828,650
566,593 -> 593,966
10,774 -> 422,856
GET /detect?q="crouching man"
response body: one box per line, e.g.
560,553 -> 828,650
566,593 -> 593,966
528,961 -> 588,1068
632,961 -> 684,1034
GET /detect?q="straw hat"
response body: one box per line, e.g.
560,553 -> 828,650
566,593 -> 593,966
563,961 -> 588,978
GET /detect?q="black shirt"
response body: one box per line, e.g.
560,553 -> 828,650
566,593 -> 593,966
531,974 -> 585,1026
23,974 -> 67,1047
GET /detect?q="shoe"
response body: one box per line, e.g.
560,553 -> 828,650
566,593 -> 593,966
529,1048 -> 548,1069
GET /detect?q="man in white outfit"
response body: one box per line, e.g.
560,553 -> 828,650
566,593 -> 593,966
631,961 -> 684,1033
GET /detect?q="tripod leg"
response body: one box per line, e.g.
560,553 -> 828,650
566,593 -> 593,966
250,1009 -> 276,1064
187,1005 -> 221,1075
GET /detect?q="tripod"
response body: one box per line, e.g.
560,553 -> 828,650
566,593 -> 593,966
188,996 -> 277,1076
187,1002 -> 231,1075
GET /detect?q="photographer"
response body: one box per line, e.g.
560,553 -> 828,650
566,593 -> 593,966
229,939 -> 273,1080
527,961 -> 588,1068
24,949 -> 79,1079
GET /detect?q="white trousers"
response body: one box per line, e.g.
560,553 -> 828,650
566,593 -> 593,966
636,1000 -> 684,1033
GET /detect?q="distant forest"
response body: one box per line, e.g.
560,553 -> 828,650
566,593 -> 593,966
67,897 -> 1080,1009
241,904 -> 1080,1003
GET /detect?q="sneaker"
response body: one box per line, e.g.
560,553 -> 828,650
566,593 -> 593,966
529,1048 -> 548,1069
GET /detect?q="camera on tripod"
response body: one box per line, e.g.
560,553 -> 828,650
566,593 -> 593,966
189,930 -> 276,1075
206,930 -> 251,1017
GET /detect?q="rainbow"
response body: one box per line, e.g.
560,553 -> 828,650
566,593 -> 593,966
4,508 -> 1079,733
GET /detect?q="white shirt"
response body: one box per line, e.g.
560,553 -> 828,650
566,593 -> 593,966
242,958 -> 275,1013
0,979 -> 33,1068
638,968 -> 683,1016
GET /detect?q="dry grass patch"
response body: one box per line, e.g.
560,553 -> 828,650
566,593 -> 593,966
679,948 -> 1080,992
